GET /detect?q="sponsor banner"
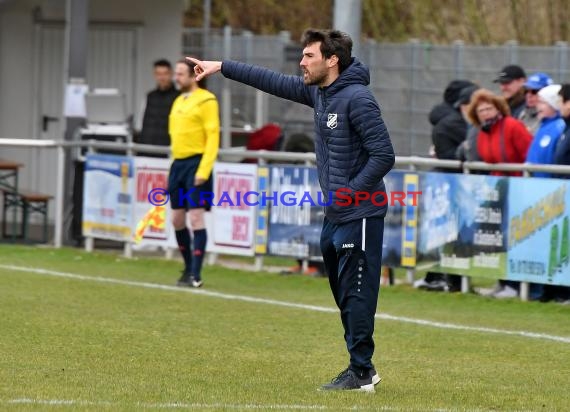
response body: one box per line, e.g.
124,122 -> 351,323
83,156 -> 570,288
255,166 -> 269,255
401,173 -> 420,267
382,171 -> 419,267
132,156 -> 176,248
210,162 -> 258,256
507,178 -> 570,286
417,172 -> 508,278
267,165 -> 323,259
83,154 -> 134,241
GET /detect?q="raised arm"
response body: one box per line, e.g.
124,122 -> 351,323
187,57 -> 314,107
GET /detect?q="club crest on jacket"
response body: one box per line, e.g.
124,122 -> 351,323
327,113 -> 338,129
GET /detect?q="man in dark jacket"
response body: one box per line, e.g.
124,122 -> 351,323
543,84 -> 570,302
136,59 -> 179,157
188,28 -> 395,392
430,80 -> 475,160
554,84 -> 570,169
493,64 -> 527,118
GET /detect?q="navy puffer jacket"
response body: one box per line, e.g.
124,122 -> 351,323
221,58 -> 395,223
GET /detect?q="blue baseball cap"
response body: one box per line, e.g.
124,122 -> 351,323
524,72 -> 553,90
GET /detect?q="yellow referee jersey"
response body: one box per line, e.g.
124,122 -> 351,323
169,88 -> 220,179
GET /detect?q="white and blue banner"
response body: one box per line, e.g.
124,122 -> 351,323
83,154 -> 134,241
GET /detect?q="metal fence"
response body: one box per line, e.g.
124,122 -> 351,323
3,137 -> 570,243
183,28 -> 570,156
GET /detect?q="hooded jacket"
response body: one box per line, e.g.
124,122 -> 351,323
526,114 -> 566,177
221,58 -> 395,223
429,103 -> 467,160
429,80 -> 473,160
554,117 -> 570,176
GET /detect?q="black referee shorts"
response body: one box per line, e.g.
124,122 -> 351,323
167,155 -> 213,211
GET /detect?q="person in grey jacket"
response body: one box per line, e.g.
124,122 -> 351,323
188,28 -> 395,392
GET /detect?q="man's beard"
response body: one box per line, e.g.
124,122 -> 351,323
303,70 -> 328,86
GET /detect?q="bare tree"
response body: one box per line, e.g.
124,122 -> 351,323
184,0 -> 570,45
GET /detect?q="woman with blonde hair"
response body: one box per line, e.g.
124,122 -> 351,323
467,89 -> 532,176
468,89 -> 532,299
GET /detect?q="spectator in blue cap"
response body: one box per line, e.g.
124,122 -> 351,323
519,72 -> 554,134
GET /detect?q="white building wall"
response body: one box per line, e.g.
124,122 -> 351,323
0,0 -> 183,226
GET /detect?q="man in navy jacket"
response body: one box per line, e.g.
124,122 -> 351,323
554,84 -> 570,169
188,28 -> 395,392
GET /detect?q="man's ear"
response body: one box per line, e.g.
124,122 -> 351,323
328,55 -> 339,68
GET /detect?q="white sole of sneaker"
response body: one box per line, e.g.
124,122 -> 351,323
371,374 -> 381,385
317,385 -> 376,393
317,381 -> 379,393
358,383 -> 376,392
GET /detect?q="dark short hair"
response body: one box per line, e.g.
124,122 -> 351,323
301,29 -> 353,73
177,58 -> 207,89
560,84 -> 570,103
153,59 -> 172,69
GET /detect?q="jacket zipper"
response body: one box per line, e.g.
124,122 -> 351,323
319,89 -> 327,145
318,89 -> 330,197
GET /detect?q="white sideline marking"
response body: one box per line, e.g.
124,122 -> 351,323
5,398 -> 449,411
2,264 -> 570,344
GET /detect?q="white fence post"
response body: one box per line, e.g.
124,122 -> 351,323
406,268 -> 415,285
520,282 -> 530,302
54,144 -> 66,248
461,276 -> 470,294
165,247 -> 174,260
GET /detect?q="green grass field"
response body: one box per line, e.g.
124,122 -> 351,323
1,245 -> 570,411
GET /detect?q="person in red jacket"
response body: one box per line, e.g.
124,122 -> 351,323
466,89 -> 532,176
467,89 -> 532,299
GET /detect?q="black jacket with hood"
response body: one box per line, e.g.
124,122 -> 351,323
429,80 -> 474,160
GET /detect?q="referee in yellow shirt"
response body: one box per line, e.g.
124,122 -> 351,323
169,59 -> 220,288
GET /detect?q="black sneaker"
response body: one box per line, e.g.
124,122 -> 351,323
319,368 -> 376,392
176,271 -> 193,287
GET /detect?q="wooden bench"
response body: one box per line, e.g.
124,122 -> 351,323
2,190 -> 53,243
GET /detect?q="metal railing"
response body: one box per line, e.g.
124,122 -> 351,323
3,136 -> 570,244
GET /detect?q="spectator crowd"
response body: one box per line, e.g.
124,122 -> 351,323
418,64 -> 570,303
